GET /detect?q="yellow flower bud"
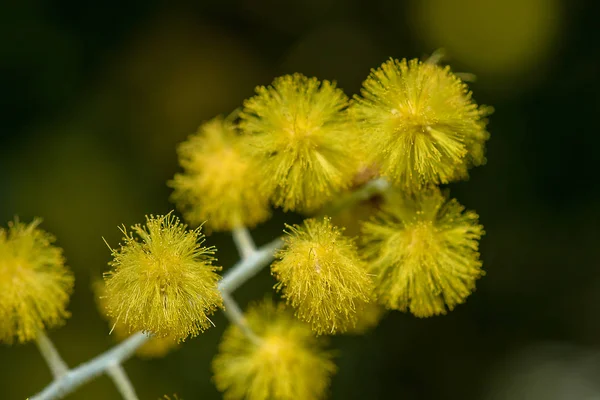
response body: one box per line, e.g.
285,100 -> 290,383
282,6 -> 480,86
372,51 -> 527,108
170,116 -> 270,231
0,218 -> 74,344
240,74 -> 360,212
351,58 -> 491,190
103,213 -> 223,342
272,217 -> 373,334
212,300 -> 336,400
362,189 -> 485,317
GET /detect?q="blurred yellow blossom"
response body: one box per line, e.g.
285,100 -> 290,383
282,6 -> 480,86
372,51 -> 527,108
170,116 -> 270,231
0,218 -> 73,344
212,300 -> 336,400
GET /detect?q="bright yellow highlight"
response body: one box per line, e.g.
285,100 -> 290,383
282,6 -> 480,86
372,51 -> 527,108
94,281 -> 178,358
272,217 -> 372,334
170,116 -> 270,231
103,214 -> 223,342
212,300 -> 336,400
0,219 -> 74,344
362,189 -> 484,317
352,58 -> 490,190
240,74 -> 360,212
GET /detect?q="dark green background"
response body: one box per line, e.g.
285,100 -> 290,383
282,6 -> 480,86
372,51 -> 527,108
1,0 -> 599,399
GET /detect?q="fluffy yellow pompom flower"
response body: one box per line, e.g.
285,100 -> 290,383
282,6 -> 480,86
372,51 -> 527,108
272,217 -> 373,334
240,74 -> 360,212
0,219 -> 74,344
351,58 -> 491,190
361,189 -> 484,317
103,214 -> 223,342
170,116 -> 270,231
212,300 -> 336,400
94,281 -> 179,358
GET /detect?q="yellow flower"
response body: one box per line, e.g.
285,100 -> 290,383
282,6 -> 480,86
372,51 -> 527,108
170,116 -> 270,231
240,73 -> 360,212
361,188 -> 484,317
0,218 -> 74,344
103,213 -> 223,341
212,300 -> 336,400
272,217 -> 373,335
94,281 -> 179,358
351,58 -> 491,190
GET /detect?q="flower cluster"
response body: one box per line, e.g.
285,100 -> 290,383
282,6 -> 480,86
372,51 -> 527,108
6,53 -> 491,400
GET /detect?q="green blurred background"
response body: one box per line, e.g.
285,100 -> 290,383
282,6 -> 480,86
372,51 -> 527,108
1,0 -> 599,398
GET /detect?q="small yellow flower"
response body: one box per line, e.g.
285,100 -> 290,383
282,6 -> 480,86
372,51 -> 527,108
94,281 -> 178,358
351,58 -> 491,190
0,218 -> 74,344
272,217 -> 373,334
240,73 -> 360,212
103,213 -> 223,342
212,300 -> 336,400
361,188 -> 484,317
170,116 -> 270,231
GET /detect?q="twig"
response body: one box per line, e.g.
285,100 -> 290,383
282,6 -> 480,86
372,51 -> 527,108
231,226 -> 257,259
30,332 -> 150,400
218,237 -> 283,293
35,331 -> 69,379
106,364 -> 139,400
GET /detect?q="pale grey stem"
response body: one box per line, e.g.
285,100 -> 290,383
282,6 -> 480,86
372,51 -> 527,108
30,332 -> 150,400
35,331 -> 69,379
232,226 -> 257,259
221,291 -> 262,345
219,237 -> 283,293
106,363 -> 139,400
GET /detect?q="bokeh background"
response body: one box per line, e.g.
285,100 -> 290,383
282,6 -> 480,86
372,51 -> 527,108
1,0 -> 599,398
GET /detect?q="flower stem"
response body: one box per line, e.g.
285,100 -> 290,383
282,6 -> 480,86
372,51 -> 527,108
221,291 -> 262,345
35,331 -> 69,379
232,226 -> 257,259
106,363 -> 139,400
30,332 -> 150,400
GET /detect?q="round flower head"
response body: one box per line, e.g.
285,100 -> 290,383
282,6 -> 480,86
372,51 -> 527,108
0,218 -> 74,344
212,300 -> 336,400
272,217 -> 373,334
94,281 -> 178,358
103,213 -> 223,341
170,116 -> 270,231
362,189 -> 484,317
240,73 -> 360,212
351,58 -> 491,190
